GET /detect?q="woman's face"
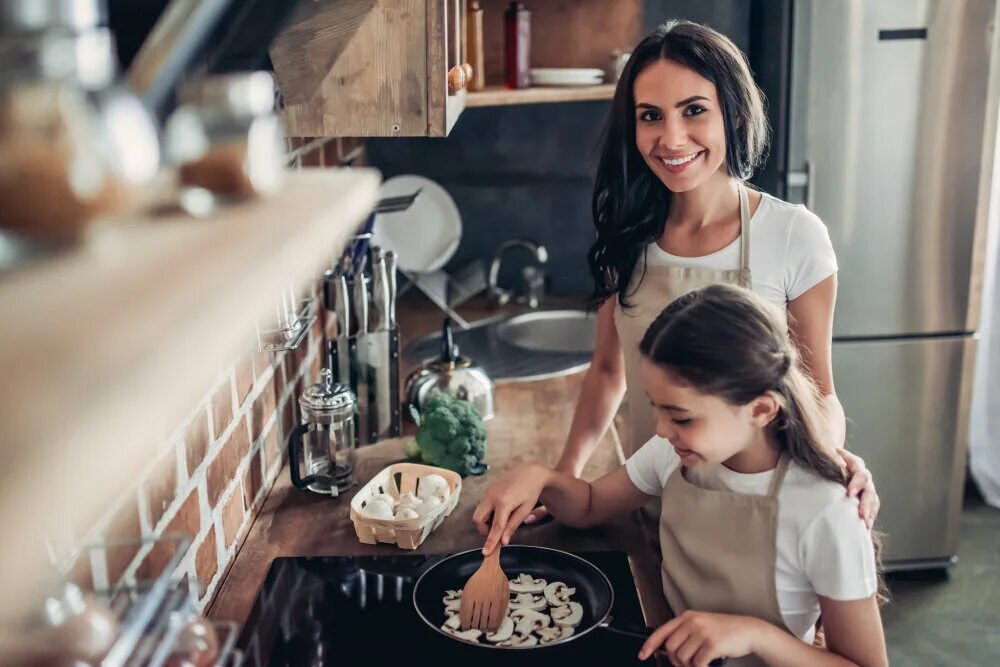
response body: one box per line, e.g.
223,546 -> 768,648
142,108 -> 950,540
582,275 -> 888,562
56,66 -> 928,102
633,58 -> 728,193
640,359 -> 773,467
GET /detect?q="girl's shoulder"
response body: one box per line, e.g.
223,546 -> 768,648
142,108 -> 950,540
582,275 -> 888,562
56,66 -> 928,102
780,462 -> 863,535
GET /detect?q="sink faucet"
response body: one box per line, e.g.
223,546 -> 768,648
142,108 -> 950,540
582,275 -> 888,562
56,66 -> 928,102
487,239 -> 548,308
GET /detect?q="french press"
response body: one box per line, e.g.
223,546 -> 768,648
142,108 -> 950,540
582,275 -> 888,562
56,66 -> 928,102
287,368 -> 358,497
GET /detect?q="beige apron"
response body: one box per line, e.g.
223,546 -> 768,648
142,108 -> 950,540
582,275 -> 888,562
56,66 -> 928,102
613,184 -> 754,460
659,455 -> 796,667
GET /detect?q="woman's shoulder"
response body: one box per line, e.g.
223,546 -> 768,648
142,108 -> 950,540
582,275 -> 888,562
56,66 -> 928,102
755,192 -> 825,230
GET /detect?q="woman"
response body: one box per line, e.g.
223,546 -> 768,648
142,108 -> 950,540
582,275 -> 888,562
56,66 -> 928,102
527,20 -> 879,527
476,285 -> 888,667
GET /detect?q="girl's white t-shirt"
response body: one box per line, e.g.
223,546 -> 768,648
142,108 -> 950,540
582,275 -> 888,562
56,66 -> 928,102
626,437 -> 878,643
645,192 -> 838,304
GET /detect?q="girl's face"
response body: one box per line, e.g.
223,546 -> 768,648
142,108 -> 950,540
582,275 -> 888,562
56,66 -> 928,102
633,58 -> 729,193
640,359 -> 777,467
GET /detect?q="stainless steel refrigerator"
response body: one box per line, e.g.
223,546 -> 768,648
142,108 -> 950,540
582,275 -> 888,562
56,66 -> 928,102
780,0 -> 997,569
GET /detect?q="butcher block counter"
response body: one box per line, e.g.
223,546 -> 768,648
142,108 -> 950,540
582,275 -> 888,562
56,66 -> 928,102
207,373 -> 669,629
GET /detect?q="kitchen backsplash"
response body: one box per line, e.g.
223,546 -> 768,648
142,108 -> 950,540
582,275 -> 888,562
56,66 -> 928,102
61,138 -> 365,609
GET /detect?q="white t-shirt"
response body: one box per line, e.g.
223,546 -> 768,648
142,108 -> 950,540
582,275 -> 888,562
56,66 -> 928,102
646,192 -> 838,304
626,437 -> 877,644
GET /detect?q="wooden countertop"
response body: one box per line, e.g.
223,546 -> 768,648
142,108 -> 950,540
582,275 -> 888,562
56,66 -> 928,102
207,370 -> 668,629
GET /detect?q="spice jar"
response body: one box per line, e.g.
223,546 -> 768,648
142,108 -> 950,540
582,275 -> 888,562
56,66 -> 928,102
165,71 -> 285,200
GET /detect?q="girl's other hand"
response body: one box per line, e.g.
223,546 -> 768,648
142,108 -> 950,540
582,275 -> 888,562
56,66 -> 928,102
472,464 -> 551,555
638,611 -> 761,666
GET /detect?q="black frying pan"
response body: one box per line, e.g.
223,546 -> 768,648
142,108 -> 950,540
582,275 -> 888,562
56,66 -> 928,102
412,546 -> 726,665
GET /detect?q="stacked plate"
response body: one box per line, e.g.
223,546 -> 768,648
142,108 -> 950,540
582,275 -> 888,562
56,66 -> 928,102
530,68 -> 604,87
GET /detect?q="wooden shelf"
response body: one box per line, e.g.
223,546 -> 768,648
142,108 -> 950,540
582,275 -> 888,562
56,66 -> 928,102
0,169 -> 379,615
465,84 -> 616,108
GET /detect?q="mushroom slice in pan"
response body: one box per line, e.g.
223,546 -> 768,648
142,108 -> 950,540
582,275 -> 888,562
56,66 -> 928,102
550,601 -> 583,628
508,573 -> 547,594
535,625 -> 575,644
447,628 -> 483,641
510,608 -> 550,636
483,616 -> 515,643
508,592 -> 547,611
442,614 -> 461,631
498,633 -> 538,647
543,581 -> 576,607
444,598 -> 462,613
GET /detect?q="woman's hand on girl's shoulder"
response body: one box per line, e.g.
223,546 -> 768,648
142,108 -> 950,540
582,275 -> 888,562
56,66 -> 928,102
638,610 -> 763,666
838,449 -> 880,530
473,463 -> 552,555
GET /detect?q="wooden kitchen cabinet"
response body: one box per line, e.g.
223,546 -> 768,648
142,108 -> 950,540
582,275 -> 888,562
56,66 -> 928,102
270,0 -> 469,137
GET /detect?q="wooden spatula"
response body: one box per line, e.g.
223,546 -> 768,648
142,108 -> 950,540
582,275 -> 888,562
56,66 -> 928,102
459,546 -> 510,632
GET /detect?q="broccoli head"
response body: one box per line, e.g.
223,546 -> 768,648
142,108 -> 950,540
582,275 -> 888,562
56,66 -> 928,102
413,392 -> 487,476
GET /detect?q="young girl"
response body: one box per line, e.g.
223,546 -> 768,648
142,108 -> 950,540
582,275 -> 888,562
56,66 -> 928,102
527,20 -> 880,527
475,285 -> 888,667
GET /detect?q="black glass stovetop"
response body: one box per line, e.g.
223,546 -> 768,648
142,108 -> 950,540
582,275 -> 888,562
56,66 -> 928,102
238,551 -> 652,666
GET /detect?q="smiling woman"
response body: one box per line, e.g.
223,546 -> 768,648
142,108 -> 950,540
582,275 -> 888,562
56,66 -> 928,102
529,21 -> 882,532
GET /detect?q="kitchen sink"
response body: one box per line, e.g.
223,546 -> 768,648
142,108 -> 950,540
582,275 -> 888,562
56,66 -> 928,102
404,309 -> 596,382
496,309 -> 597,353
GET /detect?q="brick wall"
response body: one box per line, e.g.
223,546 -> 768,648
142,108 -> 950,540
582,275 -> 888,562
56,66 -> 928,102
63,138 -> 366,610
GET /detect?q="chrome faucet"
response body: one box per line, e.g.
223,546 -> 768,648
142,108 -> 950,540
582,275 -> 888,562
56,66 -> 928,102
487,239 -> 548,308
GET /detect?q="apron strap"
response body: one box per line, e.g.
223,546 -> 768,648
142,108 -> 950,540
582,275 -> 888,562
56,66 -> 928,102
738,184 -> 751,272
766,453 -> 791,498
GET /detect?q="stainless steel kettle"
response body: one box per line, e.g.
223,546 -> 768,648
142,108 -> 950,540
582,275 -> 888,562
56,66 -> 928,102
405,318 -> 494,420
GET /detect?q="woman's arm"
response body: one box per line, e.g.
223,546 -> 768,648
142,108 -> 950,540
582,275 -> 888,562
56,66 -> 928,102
639,595 -> 887,667
473,465 -> 652,554
555,298 -> 628,476
787,274 -> 844,449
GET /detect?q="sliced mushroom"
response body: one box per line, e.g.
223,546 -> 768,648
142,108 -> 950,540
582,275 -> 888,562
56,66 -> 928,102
446,628 -> 483,641
443,589 -> 462,601
442,614 -> 461,630
543,581 -> 576,607
498,633 -> 538,647
535,625 -> 575,644
510,608 -> 550,636
509,573 -> 547,594
508,592 -> 547,611
483,616 -> 515,643
444,598 -> 462,613
550,601 -> 583,628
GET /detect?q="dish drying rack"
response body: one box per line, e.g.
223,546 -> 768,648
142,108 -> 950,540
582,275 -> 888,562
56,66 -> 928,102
60,534 -> 242,667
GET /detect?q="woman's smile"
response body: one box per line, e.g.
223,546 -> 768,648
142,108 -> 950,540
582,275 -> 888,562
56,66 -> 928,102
657,150 -> 705,173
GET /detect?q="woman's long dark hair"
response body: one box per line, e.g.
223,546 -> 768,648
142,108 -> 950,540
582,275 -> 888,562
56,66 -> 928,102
589,21 -> 770,308
639,284 -> 888,604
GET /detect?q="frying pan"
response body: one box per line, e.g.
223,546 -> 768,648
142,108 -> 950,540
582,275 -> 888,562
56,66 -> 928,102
413,546 -> 726,665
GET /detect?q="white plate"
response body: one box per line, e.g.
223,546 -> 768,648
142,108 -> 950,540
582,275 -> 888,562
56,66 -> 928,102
371,175 -> 462,273
530,68 -> 605,86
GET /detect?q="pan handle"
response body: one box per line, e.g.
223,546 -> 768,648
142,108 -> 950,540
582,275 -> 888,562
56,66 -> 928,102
597,617 -> 728,666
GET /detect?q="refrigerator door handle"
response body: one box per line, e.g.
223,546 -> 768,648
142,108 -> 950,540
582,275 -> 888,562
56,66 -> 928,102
786,160 -> 815,210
